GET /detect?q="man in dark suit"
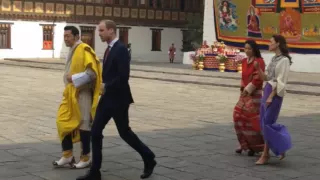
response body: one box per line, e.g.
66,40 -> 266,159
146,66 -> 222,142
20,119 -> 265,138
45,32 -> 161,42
76,20 -> 156,180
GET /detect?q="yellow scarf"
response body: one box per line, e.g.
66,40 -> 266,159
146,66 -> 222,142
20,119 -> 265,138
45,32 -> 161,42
56,43 -> 102,143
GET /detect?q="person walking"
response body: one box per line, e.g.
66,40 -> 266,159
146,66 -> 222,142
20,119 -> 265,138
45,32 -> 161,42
76,20 -> 156,180
233,39 -> 265,156
254,34 -> 292,165
53,26 -> 102,169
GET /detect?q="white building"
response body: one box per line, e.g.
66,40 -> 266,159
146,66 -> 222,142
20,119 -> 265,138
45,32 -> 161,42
0,20 -> 184,62
0,0 -> 204,62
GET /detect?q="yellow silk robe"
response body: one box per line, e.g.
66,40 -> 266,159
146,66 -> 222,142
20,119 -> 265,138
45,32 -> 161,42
56,43 -> 102,143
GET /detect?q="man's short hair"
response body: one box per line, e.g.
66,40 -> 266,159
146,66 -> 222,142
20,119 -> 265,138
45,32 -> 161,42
100,20 -> 117,32
64,26 -> 80,36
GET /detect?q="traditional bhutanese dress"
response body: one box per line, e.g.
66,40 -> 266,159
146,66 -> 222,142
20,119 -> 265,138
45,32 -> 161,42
233,57 -> 265,152
56,41 -> 102,144
53,41 -> 102,168
260,55 -> 292,156
168,46 -> 176,59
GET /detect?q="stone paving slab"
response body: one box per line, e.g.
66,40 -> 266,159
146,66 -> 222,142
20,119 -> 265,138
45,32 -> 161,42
0,65 -> 320,180
1,59 -> 320,96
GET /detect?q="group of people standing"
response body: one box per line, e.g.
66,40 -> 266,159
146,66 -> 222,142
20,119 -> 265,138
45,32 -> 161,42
53,20 -> 156,180
51,18 -> 293,180
233,35 -> 292,165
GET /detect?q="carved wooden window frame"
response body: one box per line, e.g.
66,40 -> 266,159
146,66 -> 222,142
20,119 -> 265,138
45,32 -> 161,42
195,0 -> 202,11
150,28 -> 162,51
130,0 -> 139,7
185,0 -> 192,11
0,23 -> 12,49
118,27 -> 131,46
123,0 -> 129,6
171,0 -> 179,9
80,26 -> 96,50
40,24 -> 55,50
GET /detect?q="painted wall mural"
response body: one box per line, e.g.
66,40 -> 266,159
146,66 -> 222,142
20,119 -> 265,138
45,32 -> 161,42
213,0 -> 320,54
218,0 -> 238,31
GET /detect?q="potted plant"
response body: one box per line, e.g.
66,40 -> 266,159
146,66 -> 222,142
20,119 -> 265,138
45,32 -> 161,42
190,53 -> 198,70
197,53 -> 205,70
216,54 -> 228,72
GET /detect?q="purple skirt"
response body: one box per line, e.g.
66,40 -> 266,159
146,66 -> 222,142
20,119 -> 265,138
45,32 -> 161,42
260,83 -> 292,156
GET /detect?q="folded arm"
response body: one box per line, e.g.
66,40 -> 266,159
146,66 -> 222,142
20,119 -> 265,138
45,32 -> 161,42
71,69 -> 96,88
71,50 -> 98,88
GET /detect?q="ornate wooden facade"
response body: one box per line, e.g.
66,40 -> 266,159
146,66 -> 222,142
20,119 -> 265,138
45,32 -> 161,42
0,0 -> 203,28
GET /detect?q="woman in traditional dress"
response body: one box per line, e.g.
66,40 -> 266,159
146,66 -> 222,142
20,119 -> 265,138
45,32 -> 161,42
254,34 -> 292,165
168,43 -> 176,63
233,39 -> 265,156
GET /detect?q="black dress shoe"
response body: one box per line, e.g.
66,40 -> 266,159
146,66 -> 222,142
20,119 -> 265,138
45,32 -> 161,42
76,170 -> 101,180
140,159 -> 157,179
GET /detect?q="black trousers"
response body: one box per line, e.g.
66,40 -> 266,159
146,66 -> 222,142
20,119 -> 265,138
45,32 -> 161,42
90,104 -> 155,172
62,130 -> 91,155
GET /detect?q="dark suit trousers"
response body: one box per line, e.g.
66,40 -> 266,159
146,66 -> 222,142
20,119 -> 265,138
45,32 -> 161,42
90,103 -> 155,172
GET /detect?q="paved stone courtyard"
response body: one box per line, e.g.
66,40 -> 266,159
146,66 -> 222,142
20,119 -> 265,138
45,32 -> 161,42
0,64 -> 320,180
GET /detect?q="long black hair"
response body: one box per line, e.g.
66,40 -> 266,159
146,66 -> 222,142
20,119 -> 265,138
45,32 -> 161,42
244,39 -> 262,58
272,34 -> 293,65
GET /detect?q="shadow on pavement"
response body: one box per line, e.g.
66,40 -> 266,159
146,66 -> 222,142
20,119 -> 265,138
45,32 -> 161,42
0,113 -> 320,180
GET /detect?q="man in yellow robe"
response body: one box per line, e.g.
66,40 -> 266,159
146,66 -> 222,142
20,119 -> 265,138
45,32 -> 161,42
53,26 -> 102,169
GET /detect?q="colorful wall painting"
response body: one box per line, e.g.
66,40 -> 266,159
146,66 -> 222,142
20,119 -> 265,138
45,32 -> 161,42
279,8 -> 301,41
218,0 -> 239,31
213,0 -> 320,54
247,5 -> 262,38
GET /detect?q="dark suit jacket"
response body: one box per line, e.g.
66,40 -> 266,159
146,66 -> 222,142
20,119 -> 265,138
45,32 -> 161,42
100,40 -> 134,108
